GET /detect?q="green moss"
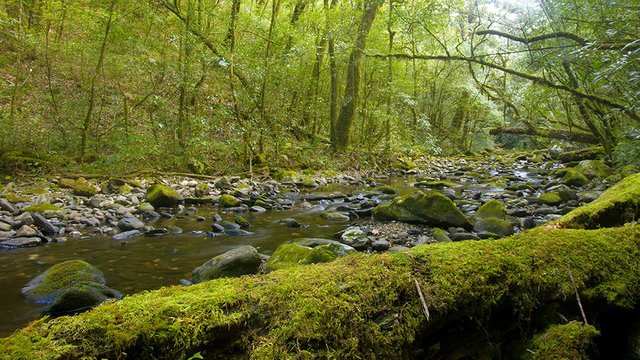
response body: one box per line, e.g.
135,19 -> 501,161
576,160 -> 611,179
218,194 -> 241,208
195,182 -> 210,197
373,185 -> 397,194
118,184 -> 133,195
234,215 -> 250,228
146,184 -> 181,208
373,190 -> 471,228
3,226 -> 640,359
432,228 -> 451,243
560,169 -> 589,187
554,172 -> 640,229
300,175 -> 318,188
60,178 -> 99,197
524,322 -> 599,360
5,193 -> 31,203
21,260 -> 106,304
23,203 -> 62,213
473,199 -> 506,221
540,192 -> 563,206
473,217 -> 514,237
273,170 -> 300,182
394,157 -> 418,171
24,188 -> 47,195
265,244 -> 312,272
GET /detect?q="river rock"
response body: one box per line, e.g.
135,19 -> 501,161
473,199 -> 506,221
576,160 -> 611,179
0,198 -> 17,213
0,237 -> 42,249
60,178 -> 100,197
32,213 -> 59,235
320,212 -> 350,221
225,229 -> 253,236
450,232 -> 480,241
340,227 -> 370,250
21,260 -> 107,304
265,243 -> 355,273
560,169 -> 589,187
371,239 -> 390,251
218,194 -> 241,208
117,216 -> 144,231
146,184 -> 181,208
372,190 -> 471,229
48,282 -> 123,315
15,225 -> 39,237
473,217 -> 514,238
0,221 -> 11,232
112,230 -> 141,241
432,228 -> 452,243
280,218 -> 302,228
192,245 -> 262,283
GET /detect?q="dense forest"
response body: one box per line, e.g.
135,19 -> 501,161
1,0 -> 638,174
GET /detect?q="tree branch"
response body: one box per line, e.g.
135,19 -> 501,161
368,53 -> 640,123
489,126 -> 600,144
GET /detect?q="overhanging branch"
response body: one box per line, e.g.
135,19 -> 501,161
369,53 -> 639,122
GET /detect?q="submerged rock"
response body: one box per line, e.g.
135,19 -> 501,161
192,245 -> 262,283
0,237 -> 42,249
372,190 -> 471,229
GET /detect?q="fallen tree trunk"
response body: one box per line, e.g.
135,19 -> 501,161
489,126 -> 600,144
1,223 -> 639,359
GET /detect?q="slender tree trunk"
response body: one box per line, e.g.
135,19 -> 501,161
334,0 -> 380,152
257,0 -> 280,153
385,0 -> 394,150
80,0 -> 115,161
329,32 -> 338,146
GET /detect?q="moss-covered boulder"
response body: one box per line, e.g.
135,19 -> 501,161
265,243 -> 354,273
524,322 -> 599,360
560,168 -> 590,187
473,199 -> 506,221
553,172 -> 640,229
23,203 -> 62,213
373,185 -> 397,195
20,260 -> 107,305
192,245 -> 262,283
373,190 -> 471,229
473,217 -> 514,238
576,160 -> 612,179
432,227 -> 452,243
48,282 -> 123,315
146,184 -> 181,208
60,178 -> 100,197
195,182 -> 210,197
393,157 -> 418,171
273,170 -> 300,183
218,194 -> 242,208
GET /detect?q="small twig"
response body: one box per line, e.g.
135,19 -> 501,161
414,278 -> 430,322
567,264 -> 588,325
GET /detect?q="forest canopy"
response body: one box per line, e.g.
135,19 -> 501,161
0,0 -> 638,173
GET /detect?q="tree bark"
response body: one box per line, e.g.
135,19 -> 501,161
333,0 -> 381,152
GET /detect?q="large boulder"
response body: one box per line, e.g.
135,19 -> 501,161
48,282 -> 123,315
372,191 -> 471,229
560,169 -> 590,187
473,217 -> 514,238
60,178 -> 100,197
146,184 -> 181,208
218,194 -> 242,208
192,245 -> 262,283
265,243 -> 355,273
473,199 -> 506,221
576,160 -> 612,179
339,227 -> 370,250
20,260 -> 120,312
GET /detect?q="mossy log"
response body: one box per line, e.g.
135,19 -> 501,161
1,225 -> 640,359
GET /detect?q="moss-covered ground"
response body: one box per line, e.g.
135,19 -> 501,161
1,225 -> 639,359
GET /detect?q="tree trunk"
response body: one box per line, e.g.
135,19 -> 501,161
80,0 -> 115,162
3,223 -> 639,358
333,0 -> 380,152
